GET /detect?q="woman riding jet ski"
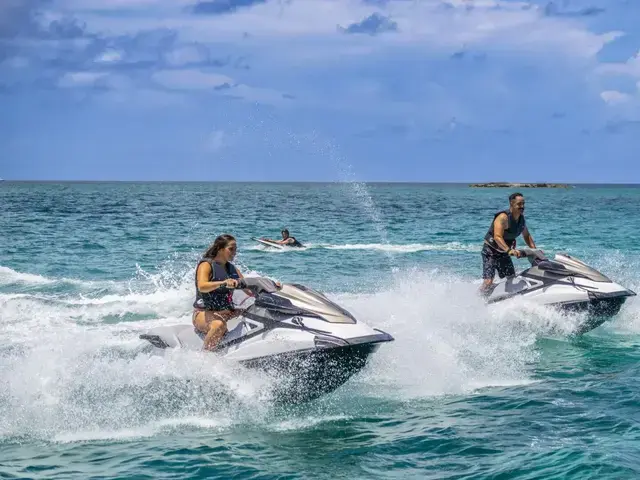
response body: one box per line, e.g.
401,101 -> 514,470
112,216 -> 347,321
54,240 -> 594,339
484,248 -> 636,333
139,234 -> 393,403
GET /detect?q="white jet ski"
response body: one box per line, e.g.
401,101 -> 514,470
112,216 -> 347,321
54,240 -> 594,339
139,277 -> 393,403
485,248 -> 635,333
252,237 -> 286,250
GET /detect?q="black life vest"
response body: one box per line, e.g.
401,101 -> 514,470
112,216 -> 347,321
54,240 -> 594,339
484,209 -> 526,252
287,236 -> 303,248
193,259 -> 240,310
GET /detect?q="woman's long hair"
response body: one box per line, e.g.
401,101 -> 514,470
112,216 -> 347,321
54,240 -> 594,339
202,234 -> 236,260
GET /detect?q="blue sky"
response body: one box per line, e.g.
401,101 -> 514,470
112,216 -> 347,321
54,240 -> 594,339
1,0 -> 640,182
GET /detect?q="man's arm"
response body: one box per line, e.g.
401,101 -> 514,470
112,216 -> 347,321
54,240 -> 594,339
262,238 -> 285,244
522,226 -> 536,249
274,238 -> 294,245
492,214 -> 512,253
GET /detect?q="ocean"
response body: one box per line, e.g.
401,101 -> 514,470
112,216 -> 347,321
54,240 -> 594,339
1,181 -> 640,479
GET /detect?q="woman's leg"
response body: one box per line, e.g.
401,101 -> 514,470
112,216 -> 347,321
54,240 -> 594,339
202,318 -> 226,351
193,310 -> 242,351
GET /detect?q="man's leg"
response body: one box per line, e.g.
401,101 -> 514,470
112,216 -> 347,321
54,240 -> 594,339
479,251 -> 497,296
496,255 -> 516,279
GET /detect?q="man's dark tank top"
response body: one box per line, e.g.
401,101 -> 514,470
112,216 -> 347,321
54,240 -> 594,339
484,210 -> 525,253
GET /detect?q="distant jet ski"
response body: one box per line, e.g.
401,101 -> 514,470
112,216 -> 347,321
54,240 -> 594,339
485,248 -> 635,333
252,237 -> 286,250
257,228 -> 304,248
252,236 -> 304,249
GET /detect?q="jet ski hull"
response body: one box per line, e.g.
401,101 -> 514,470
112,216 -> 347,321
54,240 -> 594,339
140,329 -> 391,404
241,341 -> 384,403
557,292 -> 630,316
556,291 -> 633,334
488,289 -> 633,315
485,249 -> 636,334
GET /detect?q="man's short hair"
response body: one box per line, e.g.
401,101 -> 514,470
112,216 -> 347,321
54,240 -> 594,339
509,192 -> 523,203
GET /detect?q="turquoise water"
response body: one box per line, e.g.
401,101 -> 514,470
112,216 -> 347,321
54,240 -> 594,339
2,182 -> 640,479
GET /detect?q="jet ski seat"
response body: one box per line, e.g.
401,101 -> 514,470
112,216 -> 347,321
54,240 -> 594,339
535,259 -> 570,274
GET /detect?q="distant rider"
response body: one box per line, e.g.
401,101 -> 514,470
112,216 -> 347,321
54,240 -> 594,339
479,192 -> 537,295
263,229 -> 304,248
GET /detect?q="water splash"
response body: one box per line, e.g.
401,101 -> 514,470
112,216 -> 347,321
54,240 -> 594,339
3,258 -> 625,442
222,119 -> 396,264
248,242 -> 481,253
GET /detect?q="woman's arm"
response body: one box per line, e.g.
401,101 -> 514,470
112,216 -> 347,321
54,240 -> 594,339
196,262 -> 234,292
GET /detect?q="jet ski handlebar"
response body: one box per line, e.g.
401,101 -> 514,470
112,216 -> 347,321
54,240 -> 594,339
226,276 -> 281,294
518,248 -> 548,265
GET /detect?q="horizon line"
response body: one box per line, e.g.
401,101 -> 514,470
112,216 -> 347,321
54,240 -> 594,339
2,179 -> 640,185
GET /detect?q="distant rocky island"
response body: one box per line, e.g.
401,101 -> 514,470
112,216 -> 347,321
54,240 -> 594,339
469,182 -> 571,189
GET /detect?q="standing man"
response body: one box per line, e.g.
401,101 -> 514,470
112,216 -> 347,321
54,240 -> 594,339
480,192 -> 536,295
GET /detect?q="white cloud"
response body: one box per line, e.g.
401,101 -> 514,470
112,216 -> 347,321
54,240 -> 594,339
597,50 -> 640,78
60,0 -> 188,10
58,71 -> 106,87
163,44 -> 209,67
597,52 -> 640,112
57,71 -> 132,91
601,90 -> 632,105
149,68 -> 291,104
151,70 -> 234,89
68,0 -> 619,61
95,49 -> 123,64
32,0 -> 630,122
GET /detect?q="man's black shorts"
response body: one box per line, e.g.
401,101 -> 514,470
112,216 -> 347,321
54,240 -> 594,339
481,244 -> 515,279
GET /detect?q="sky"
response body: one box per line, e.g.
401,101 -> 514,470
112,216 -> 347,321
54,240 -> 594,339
1,0 -> 640,182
